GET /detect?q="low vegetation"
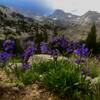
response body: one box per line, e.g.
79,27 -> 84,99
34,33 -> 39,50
0,24 -> 100,100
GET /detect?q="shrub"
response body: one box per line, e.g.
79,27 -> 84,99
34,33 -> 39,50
95,41 -> 100,54
11,60 -> 95,99
86,23 -> 97,53
95,76 -> 100,100
89,65 -> 99,78
19,70 -> 39,85
41,61 -> 94,99
13,39 -> 24,55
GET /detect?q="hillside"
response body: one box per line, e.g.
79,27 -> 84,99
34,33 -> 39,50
0,6 -> 100,40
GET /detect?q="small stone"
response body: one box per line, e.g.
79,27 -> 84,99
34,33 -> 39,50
12,87 -> 19,92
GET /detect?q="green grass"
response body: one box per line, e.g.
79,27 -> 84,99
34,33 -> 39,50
9,59 -> 96,99
9,57 -> 21,63
4,54 -> 100,100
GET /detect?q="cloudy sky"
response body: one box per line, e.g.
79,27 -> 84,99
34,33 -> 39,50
0,0 -> 100,15
49,0 -> 100,15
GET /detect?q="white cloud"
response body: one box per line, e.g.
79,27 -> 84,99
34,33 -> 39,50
46,0 -> 100,15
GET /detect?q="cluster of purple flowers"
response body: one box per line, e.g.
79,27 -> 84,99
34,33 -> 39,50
74,44 -> 89,64
39,36 -> 68,59
0,35 -> 89,70
40,42 -> 48,54
49,35 -> 79,57
60,35 -> 69,49
48,49 -> 59,61
0,39 -> 15,66
0,52 -> 12,65
3,39 -> 14,52
74,44 -> 88,57
21,41 -> 36,70
0,39 -> 36,70
52,36 -> 79,52
38,35 -> 82,60
65,41 -> 77,54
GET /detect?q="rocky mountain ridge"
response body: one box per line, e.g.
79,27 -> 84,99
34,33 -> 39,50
49,9 -> 100,38
0,5 -> 100,40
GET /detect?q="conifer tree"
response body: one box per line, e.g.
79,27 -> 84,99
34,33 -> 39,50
86,23 -> 97,53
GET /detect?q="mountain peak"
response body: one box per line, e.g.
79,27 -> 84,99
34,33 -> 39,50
53,9 -> 65,14
49,9 -> 79,21
84,10 -> 100,16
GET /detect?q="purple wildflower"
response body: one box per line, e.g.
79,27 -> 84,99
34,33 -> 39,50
22,63 -> 30,70
66,48 -> 73,54
48,49 -> 60,61
22,47 -> 35,62
21,41 -> 36,70
74,44 -> 88,57
60,36 -> 68,49
40,42 -> 48,54
51,36 -> 59,43
0,52 -> 12,65
49,49 -> 59,57
3,39 -> 14,52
